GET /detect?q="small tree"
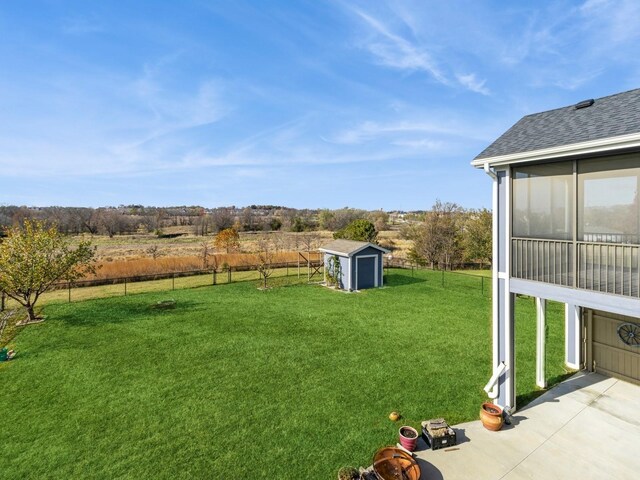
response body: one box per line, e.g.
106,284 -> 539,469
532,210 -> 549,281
200,241 -> 211,268
214,228 -> 240,253
146,244 -> 162,260
256,236 -> 274,289
0,220 -> 97,323
333,219 -> 378,243
463,208 -> 492,268
411,200 -> 464,269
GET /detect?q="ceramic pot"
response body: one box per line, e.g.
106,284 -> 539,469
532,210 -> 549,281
398,426 -> 419,451
480,402 -> 504,431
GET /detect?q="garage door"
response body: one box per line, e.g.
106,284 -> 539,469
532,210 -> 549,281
586,309 -> 640,385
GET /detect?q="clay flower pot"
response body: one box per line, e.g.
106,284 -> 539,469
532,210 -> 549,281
398,426 -> 419,451
480,402 -> 504,431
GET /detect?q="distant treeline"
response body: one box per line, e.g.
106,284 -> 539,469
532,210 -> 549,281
0,205 -> 396,237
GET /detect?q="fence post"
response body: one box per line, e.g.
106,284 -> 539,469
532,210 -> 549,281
124,278 -> 127,296
228,269 -> 231,283
172,274 -> 175,290
1,291 -> 5,311
68,281 -> 72,303
213,270 -> 217,285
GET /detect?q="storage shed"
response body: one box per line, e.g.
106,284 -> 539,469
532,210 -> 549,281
319,239 -> 389,291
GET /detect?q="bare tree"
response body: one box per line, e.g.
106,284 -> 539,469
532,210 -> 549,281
411,200 -> 464,269
95,208 -> 135,237
298,232 -> 319,253
271,232 -> 285,253
211,208 -> 234,232
200,241 -> 211,268
146,245 -> 162,260
256,235 -> 275,289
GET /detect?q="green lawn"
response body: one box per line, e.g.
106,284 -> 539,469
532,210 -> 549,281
0,269 -> 567,479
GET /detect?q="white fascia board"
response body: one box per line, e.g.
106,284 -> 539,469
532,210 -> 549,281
318,249 -> 348,257
470,132 -> 640,168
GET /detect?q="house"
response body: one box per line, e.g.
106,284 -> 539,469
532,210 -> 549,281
319,239 -> 389,291
472,88 -> 640,411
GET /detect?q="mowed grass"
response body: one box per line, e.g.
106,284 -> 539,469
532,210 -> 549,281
0,269 -> 567,479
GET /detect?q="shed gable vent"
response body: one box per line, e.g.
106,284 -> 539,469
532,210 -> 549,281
575,99 -> 595,110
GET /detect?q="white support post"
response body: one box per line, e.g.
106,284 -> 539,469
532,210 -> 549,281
565,303 -> 582,370
536,297 -> 547,389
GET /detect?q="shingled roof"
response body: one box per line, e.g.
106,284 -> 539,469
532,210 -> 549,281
474,88 -> 640,161
319,239 -> 389,256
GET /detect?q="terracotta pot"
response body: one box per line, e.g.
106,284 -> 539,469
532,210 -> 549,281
480,402 -> 504,431
398,426 -> 419,451
373,446 -> 421,480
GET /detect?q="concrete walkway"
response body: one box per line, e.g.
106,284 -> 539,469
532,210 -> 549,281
414,372 -> 640,479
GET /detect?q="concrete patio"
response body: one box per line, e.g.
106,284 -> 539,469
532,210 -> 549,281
414,372 -> 640,479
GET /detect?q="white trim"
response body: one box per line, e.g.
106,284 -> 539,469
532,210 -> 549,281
536,297 -> 546,389
319,243 -> 390,257
471,132 -> 640,168
510,278 -> 640,319
570,305 -> 582,370
319,249 -> 351,257
347,256 -> 352,291
355,254 -> 379,290
505,166 -> 515,411
490,167 -> 499,399
565,303 -> 570,368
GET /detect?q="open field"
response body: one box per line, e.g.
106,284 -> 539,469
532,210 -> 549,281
0,270 -> 567,479
69,230 -> 411,280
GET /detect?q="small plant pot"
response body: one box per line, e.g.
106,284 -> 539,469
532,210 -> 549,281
398,426 -> 419,451
480,402 -> 504,431
337,466 -> 359,480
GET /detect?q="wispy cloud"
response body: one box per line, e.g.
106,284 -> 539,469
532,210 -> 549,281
350,8 -> 448,85
456,73 -> 490,95
340,3 -> 493,96
327,119 -> 492,145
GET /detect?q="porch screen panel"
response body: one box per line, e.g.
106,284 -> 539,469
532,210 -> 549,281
512,161 -> 574,240
578,154 -> 640,244
578,154 -> 640,297
512,162 -> 573,285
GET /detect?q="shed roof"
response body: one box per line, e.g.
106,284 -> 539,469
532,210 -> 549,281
319,239 -> 389,257
474,88 -> 640,163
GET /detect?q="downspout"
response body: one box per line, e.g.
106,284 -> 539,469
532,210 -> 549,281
483,161 -> 497,180
483,161 -> 502,400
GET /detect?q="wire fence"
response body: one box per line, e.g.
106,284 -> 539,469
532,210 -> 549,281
0,258 -> 492,311
385,258 -> 492,297
0,260 -> 325,309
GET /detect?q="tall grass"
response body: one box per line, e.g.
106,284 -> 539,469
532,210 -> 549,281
90,251 -> 321,280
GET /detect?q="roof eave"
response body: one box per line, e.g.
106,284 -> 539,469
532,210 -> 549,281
471,131 -> 640,168
319,243 -> 391,257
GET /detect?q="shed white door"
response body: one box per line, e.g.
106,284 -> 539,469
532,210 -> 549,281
586,309 -> 640,385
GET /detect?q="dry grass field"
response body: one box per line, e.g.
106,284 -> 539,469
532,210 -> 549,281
75,230 -> 410,280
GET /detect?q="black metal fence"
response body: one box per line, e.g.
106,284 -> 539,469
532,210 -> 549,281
0,258 -> 491,311
1,260 -> 324,309
385,258 -> 491,297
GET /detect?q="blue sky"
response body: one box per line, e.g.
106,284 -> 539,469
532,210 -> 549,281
2,0 -> 640,210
